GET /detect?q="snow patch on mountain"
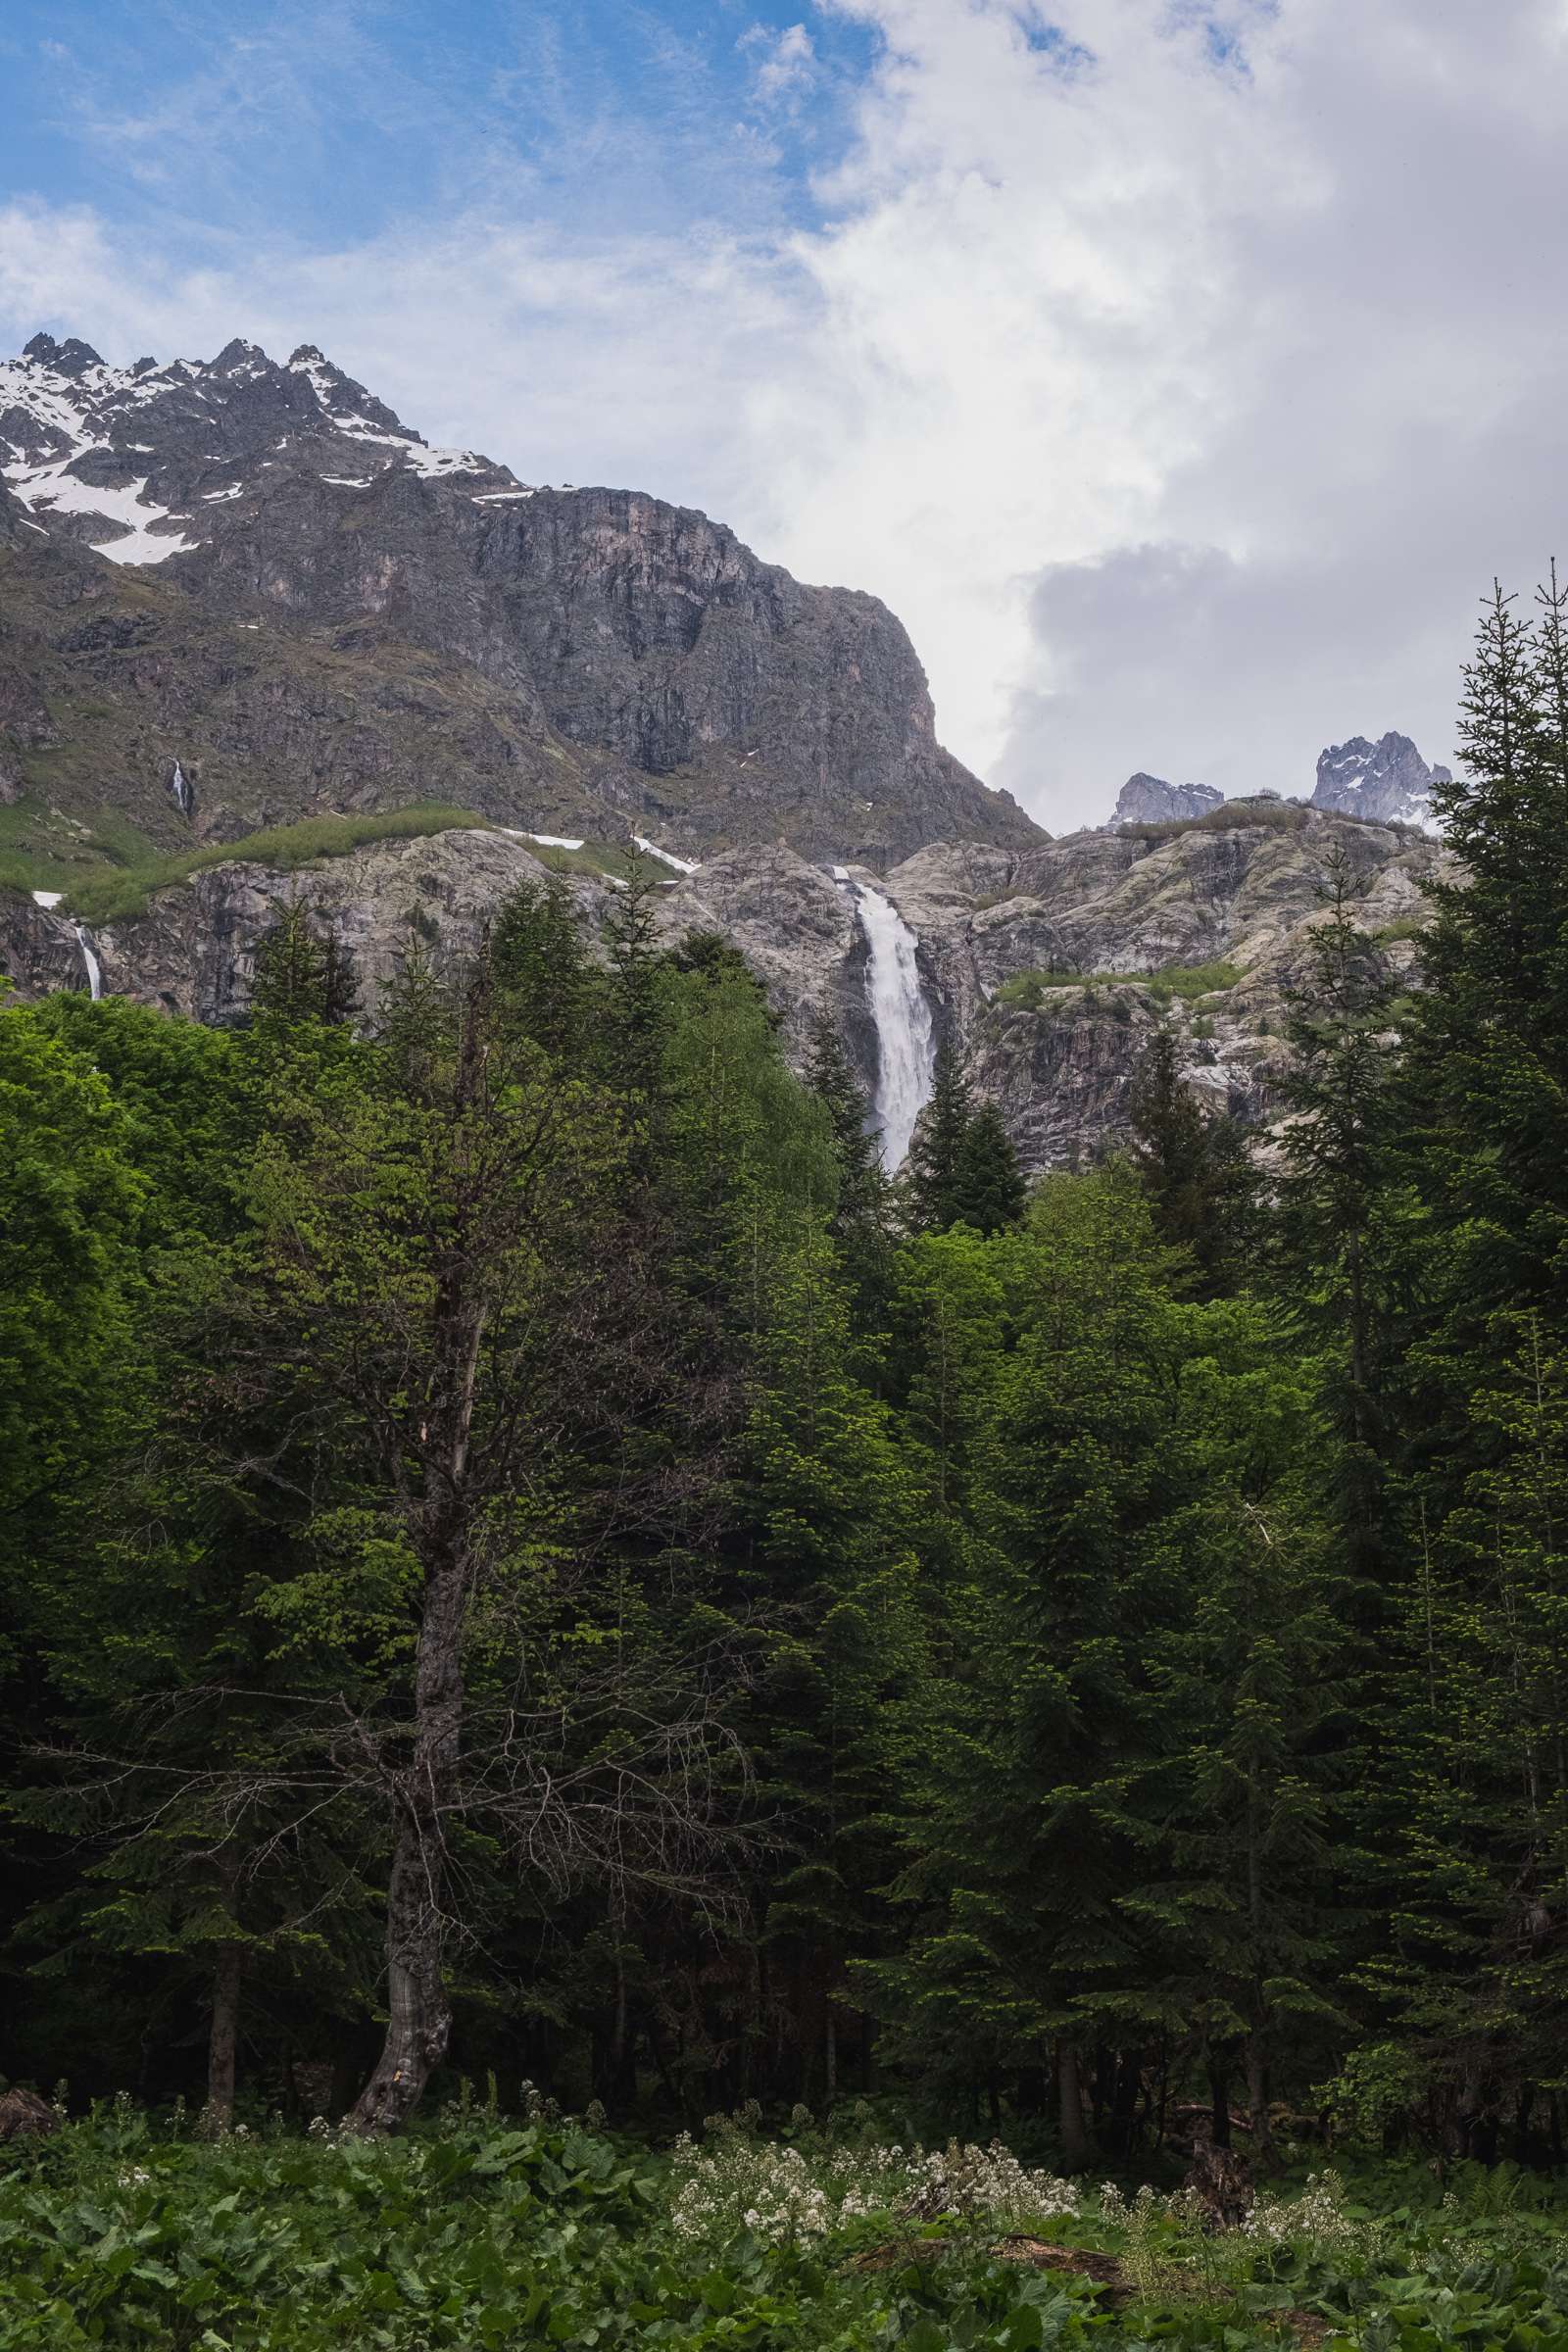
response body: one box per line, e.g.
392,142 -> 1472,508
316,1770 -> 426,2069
1311,733 -> 1448,831
1,330 -> 531,564
633,835 -> 700,874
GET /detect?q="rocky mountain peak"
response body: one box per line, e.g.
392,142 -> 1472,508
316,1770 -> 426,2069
1110,772 -> 1225,826
22,332 -> 106,378
1310,731 -> 1448,831
0,326 -> 1041,869
0,330 -> 519,567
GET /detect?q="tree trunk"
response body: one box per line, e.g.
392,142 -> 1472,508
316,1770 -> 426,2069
207,1943 -> 244,2126
348,1551 -> 466,2132
1057,2042 -> 1088,2170
1246,2038 -> 1278,2170
1209,2062 -> 1232,2148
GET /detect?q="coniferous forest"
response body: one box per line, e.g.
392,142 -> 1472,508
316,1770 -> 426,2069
6,588 -> 1568,2347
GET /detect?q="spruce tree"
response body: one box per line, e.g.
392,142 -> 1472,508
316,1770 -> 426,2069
954,1101 -> 1027,1235
1129,1024 -> 1255,1295
804,1011 -> 895,1327
906,1040 -> 972,1232
906,1046 -> 1023,1235
1274,849 -> 1401,1583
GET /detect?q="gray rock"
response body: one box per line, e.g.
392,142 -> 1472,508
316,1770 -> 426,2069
1110,772 -> 1226,825
1311,732 -> 1445,829
0,333 -> 1042,870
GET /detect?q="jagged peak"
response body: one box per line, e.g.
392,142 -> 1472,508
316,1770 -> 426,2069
22,331 -> 106,377
211,336 -> 272,372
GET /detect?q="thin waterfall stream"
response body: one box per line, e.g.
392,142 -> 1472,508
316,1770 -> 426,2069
834,869 -> 936,1167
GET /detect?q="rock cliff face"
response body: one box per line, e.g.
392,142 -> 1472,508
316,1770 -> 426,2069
0,332 -> 1450,1169
1109,772 -> 1225,825
0,333 -> 1039,873
0,800 -> 1440,1172
1311,732 -> 1448,830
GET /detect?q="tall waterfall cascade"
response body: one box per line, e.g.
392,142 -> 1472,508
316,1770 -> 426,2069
74,924 -> 103,1001
170,759 -> 193,818
834,871 -> 936,1168
31,889 -> 102,1000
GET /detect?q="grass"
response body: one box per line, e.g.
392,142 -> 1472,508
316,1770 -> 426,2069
1117,798 -> 1310,844
61,806 -> 498,925
0,797 -> 164,900
3,800 -> 667,924
1373,916 -> 1427,945
995,959 -> 1243,1012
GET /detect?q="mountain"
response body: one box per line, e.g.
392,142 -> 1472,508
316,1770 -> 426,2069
1310,731 -> 1448,829
0,332 -> 1040,874
1109,772 -> 1225,825
2,796 -> 1440,1173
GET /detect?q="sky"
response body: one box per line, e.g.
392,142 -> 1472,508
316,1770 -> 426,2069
3,0 -> 1566,829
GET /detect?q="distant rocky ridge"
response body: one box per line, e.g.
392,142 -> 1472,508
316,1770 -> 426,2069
0,331 -> 1040,870
1106,730 -> 1448,835
1309,732 -> 1449,829
1110,773 -> 1226,825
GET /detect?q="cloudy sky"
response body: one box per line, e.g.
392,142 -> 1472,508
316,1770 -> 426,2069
2,0 -> 1564,828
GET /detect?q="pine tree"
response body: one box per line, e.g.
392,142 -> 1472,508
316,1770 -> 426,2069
491,875 -> 597,1059
906,1046 -> 1024,1235
862,1175 -> 1204,2156
906,1040 -> 972,1232
1135,1370 -> 1350,2160
804,1011 -> 894,1329
1274,849 -> 1401,1583
250,902 -> 358,1029
954,1100 -> 1026,1236
1129,1024 -> 1255,1295
738,1218 -> 922,2104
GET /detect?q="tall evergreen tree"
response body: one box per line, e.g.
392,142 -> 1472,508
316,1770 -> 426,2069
1129,1024 -> 1256,1295
906,1041 -> 973,1233
906,1046 -> 1025,1236
1273,850 -> 1402,1583
954,1102 -> 1027,1237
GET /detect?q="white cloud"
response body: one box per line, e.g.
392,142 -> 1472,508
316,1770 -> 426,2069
742,23 -> 820,108
6,0 -> 1568,829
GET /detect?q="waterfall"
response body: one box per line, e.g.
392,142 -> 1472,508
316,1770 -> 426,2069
838,875 -> 935,1168
31,889 -> 103,999
73,923 -> 103,1001
170,758 -> 193,817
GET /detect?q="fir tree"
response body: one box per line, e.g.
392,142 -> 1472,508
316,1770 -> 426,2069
1274,850 -> 1400,1582
954,1100 -> 1026,1236
906,1040 -> 972,1232
1129,1024 -> 1255,1295
906,1046 -> 1024,1235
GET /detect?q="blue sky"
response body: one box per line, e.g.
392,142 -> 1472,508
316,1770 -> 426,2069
0,1 -> 878,256
2,2 -> 1565,827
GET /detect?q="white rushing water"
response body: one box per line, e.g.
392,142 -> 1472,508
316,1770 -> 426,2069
73,923 -> 102,1001
31,889 -> 103,998
851,883 -> 935,1168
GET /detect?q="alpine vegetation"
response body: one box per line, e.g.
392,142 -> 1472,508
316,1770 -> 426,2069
5,575 -> 1568,2351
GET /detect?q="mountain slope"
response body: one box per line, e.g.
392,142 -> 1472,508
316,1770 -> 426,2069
0,333 -> 1039,881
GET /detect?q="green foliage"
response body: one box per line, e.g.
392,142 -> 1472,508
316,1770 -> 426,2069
18,2112 -> 1568,2351
1127,1024 -> 1257,1296
61,805 -> 494,924
906,1044 -> 1026,1236
14,569 -> 1568,2180
1114,798 -> 1309,844
995,960 -> 1242,1010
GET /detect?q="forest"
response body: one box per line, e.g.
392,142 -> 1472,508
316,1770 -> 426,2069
3,582 -> 1568,2349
